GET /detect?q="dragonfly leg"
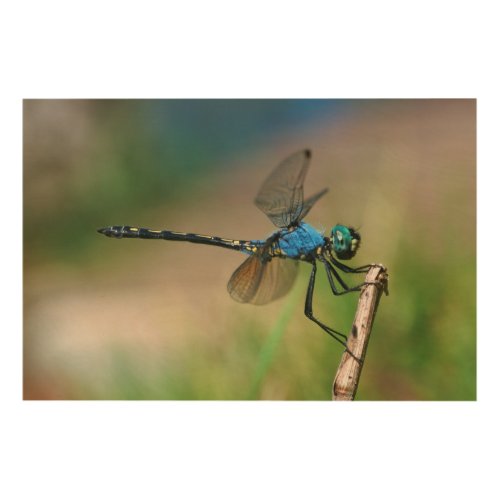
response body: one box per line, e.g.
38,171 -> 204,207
328,250 -> 371,274
325,256 -> 388,297
304,261 -> 360,361
319,256 -> 364,295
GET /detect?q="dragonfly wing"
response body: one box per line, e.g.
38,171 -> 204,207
227,255 -> 299,305
254,150 -> 312,228
298,188 -> 329,221
251,257 -> 299,304
227,255 -> 265,304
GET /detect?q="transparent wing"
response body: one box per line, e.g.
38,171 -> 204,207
227,255 -> 299,305
299,188 -> 329,221
254,149 -> 313,228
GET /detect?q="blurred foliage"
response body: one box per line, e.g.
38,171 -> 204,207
24,99 -> 476,400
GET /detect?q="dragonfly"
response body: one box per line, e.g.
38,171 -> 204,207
98,149 -> 372,354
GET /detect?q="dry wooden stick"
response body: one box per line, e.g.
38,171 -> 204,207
332,265 -> 388,401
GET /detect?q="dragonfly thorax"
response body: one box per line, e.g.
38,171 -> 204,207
251,222 -> 326,260
331,225 -> 361,260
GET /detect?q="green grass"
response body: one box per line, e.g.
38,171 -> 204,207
247,283 -> 304,399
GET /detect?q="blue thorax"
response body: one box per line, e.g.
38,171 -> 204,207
244,222 -> 325,259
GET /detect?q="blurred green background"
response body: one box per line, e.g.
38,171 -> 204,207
23,99 -> 476,400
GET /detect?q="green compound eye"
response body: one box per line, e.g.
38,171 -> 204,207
331,225 -> 361,260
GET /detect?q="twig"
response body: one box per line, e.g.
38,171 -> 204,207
332,265 -> 388,401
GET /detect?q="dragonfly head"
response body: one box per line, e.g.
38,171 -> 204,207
331,225 -> 361,260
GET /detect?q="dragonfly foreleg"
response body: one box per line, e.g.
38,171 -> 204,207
319,256 -> 364,295
327,250 -> 371,274
304,261 -> 360,361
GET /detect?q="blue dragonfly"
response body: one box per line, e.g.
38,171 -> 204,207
98,150 -> 372,353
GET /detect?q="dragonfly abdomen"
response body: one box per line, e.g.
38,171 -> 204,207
97,225 -> 258,253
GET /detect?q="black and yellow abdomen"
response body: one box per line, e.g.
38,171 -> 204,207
97,225 -> 259,254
